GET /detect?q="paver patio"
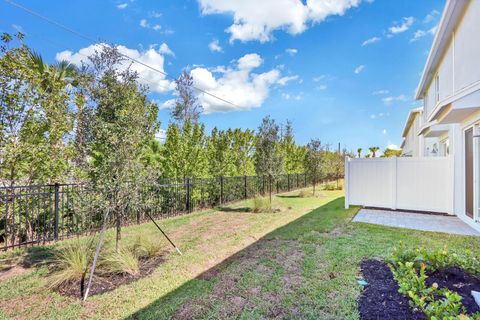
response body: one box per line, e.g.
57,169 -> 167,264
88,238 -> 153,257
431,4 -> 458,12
353,208 -> 480,236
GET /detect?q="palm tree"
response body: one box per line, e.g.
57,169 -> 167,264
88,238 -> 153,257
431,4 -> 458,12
28,50 -> 77,92
369,146 -> 380,158
357,148 -> 362,158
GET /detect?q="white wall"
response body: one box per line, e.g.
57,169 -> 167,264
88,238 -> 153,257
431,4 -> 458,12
424,0 -> 480,120
454,0 -> 480,92
345,157 -> 453,213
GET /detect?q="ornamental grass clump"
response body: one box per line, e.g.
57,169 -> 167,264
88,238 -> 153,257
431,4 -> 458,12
49,239 -> 94,288
99,246 -> 140,276
298,189 -> 312,198
132,236 -> 163,259
252,196 -> 273,213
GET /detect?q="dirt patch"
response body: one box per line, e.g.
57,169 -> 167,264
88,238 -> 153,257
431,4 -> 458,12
425,266 -> 480,315
173,239 -> 305,319
359,259 -> 426,320
55,253 -> 166,298
0,265 -> 30,281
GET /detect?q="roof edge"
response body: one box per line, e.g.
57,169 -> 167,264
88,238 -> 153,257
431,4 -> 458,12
415,0 -> 469,100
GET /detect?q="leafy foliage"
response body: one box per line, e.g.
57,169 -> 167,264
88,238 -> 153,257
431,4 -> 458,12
49,239 -> 94,288
390,244 -> 480,319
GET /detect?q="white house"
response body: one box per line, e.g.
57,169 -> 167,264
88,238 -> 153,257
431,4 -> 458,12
346,0 -> 480,232
400,107 -> 441,157
414,0 -> 480,228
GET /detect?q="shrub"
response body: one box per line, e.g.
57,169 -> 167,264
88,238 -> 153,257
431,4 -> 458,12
132,236 -> 163,259
299,190 -> 312,198
99,246 -> 139,276
49,239 -> 94,288
323,183 -> 342,191
252,196 -> 272,213
389,244 -> 479,319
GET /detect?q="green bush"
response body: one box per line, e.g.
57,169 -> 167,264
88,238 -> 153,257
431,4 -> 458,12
99,246 -> 140,276
132,236 -> 163,259
389,244 -> 480,319
49,239 -> 94,288
298,190 -> 312,198
323,183 -> 342,191
252,196 -> 272,213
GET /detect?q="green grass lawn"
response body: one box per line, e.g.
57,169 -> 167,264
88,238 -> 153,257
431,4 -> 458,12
0,188 -> 479,319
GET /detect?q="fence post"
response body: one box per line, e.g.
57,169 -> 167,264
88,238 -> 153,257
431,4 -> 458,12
54,183 -> 59,240
186,178 -> 191,213
391,157 -> 397,210
220,176 -> 224,205
244,175 -> 247,199
344,157 -> 350,209
287,174 -> 291,191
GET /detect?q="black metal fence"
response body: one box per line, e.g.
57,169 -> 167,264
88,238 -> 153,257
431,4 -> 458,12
0,173 -> 314,250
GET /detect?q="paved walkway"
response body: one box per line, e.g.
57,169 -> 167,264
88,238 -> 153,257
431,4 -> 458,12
353,209 -> 480,236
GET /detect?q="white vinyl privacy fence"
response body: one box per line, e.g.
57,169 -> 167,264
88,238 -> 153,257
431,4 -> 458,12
345,156 -> 453,214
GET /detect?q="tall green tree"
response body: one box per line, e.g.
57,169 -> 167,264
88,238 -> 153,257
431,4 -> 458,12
381,148 -> 402,157
82,46 -> 159,248
0,33 -> 74,187
304,139 -> 325,195
171,70 -> 203,127
254,116 -> 284,202
231,128 -> 255,176
161,120 -> 208,179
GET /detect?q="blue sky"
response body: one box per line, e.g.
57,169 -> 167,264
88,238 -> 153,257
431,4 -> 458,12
0,0 -> 444,151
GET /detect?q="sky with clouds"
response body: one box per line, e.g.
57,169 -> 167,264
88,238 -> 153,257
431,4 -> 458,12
1,0 -> 444,151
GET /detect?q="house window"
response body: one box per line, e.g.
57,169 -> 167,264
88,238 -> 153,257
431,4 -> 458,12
435,74 -> 440,103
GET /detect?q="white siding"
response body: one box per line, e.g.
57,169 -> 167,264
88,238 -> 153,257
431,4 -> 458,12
454,0 -> 480,92
345,157 -> 453,213
439,42 -> 453,100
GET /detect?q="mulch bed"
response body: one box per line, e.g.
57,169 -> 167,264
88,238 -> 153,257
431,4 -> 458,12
426,266 -> 480,314
358,259 -> 426,320
56,253 -> 166,298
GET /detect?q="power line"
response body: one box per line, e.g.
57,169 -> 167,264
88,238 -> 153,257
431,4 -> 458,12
4,0 -> 242,109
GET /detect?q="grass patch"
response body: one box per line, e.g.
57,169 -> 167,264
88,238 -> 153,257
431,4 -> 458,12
0,188 -> 479,319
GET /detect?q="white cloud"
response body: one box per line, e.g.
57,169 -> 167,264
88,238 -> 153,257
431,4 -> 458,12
159,43 -> 175,56
370,112 -> 389,119
410,29 -> 426,42
153,24 -> 162,31
362,36 -> 380,46
423,10 -> 439,23
382,94 -> 407,105
155,128 -> 167,143
382,129 -> 387,135
149,11 -> 162,18
317,84 -> 327,90
387,143 -> 400,150
56,43 -> 175,94
389,16 -> 414,34
197,0 -> 363,43
190,53 -> 284,113
140,19 -> 149,28
428,25 -> 438,35
158,99 -> 176,110
354,65 -> 365,74
208,39 -> 223,52
117,3 -> 128,9
281,92 -> 302,100
285,48 -> 298,56
373,89 -> 389,95
277,75 -> 299,86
